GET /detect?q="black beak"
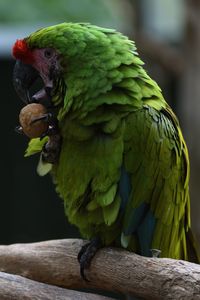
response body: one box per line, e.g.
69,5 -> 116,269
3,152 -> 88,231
13,60 -> 39,104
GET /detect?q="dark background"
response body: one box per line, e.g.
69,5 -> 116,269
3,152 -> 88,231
0,59 -> 79,244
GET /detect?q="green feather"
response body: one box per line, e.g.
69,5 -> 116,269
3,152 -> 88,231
96,184 -> 117,207
103,194 -> 121,226
25,137 -> 48,157
19,22 -> 199,263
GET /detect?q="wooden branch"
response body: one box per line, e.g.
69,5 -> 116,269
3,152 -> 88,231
0,271 -> 112,300
0,239 -> 199,299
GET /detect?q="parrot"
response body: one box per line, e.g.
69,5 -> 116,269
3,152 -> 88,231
12,22 -> 200,280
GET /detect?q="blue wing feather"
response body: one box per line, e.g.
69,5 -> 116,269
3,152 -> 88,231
137,210 -> 156,256
119,164 -> 156,256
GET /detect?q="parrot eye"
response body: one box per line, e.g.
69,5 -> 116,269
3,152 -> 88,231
44,49 -> 53,59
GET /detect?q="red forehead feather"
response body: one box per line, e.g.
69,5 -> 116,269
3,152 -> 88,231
12,39 -> 34,63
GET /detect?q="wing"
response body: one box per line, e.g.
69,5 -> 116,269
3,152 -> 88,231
121,105 -> 191,260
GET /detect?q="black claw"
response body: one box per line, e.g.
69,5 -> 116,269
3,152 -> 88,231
77,243 -> 89,263
150,249 -> 161,258
15,125 -> 24,135
80,263 -> 90,282
78,238 -> 102,281
30,112 -> 54,125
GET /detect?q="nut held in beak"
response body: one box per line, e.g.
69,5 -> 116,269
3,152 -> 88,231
19,103 -> 48,138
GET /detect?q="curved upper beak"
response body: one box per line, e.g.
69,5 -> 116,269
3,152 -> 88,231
13,60 -> 39,103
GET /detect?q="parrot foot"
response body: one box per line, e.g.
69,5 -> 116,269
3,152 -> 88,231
42,133 -> 62,164
78,237 -> 102,281
30,112 -> 57,138
150,249 -> 161,258
36,111 -> 62,164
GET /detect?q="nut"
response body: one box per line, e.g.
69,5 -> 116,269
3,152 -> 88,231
19,103 -> 48,138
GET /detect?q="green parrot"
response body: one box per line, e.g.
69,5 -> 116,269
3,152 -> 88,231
12,23 -> 199,278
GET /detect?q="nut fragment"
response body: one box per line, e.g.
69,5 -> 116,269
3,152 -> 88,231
19,103 -> 48,138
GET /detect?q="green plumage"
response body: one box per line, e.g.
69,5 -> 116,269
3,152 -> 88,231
25,23 -> 200,262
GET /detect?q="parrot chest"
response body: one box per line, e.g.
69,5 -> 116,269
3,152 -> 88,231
52,119 -> 124,242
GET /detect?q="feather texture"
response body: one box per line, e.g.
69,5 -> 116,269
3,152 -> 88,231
23,23 -> 199,262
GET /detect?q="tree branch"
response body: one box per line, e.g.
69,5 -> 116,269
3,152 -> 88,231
0,271 -> 112,300
0,239 -> 199,299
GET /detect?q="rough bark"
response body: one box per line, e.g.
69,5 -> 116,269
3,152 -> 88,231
0,239 -> 199,300
0,271 -> 111,300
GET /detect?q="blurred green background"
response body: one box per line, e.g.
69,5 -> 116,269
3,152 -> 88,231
0,0 -> 199,246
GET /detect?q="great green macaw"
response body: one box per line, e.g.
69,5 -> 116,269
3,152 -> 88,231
12,23 -> 200,278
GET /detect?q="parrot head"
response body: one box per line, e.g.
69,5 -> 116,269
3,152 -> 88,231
13,38 -> 61,104
12,23 -> 138,114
